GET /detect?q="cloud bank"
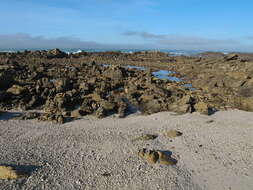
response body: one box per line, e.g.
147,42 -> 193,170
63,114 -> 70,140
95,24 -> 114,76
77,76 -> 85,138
123,31 -> 244,51
0,33 -> 102,49
0,33 -> 153,50
123,31 -> 167,40
0,32 -> 252,52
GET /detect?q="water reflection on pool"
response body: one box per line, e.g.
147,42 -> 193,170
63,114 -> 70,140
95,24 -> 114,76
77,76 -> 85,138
152,70 -> 181,82
126,65 -> 145,71
101,64 -> 194,90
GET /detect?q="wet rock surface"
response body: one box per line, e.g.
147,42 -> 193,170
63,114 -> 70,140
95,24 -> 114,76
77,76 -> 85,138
1,49 -> 253,123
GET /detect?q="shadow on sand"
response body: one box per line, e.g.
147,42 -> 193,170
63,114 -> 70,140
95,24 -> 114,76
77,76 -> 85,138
158,150 -> 178,165
0,164 -> 42,176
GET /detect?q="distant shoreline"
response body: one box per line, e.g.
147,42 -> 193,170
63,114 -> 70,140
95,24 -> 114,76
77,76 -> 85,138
1,48 -> 253,57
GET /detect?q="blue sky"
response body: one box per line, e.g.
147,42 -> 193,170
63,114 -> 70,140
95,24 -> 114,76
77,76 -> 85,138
1,0 -> 253,51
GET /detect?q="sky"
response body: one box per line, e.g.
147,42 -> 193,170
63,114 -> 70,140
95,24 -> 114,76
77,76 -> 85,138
1,0 -> 253,51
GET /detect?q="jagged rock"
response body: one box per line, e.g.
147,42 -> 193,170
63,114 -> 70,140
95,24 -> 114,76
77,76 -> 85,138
168,95 -> 193,113
140,94 -> 155,102
235,97 -> 253,111
95,107 -> 106,118
38,113 -> 66,124
90,92 -> 102,102
103,66 -> 125,79
238,87 -> 253,97
100,100 -> 116,110
54,78 -> 69,92
0,73 -> 13,90
56,115 -> 65,124
47,48 -> 67,58
194,102 -> 209,114
225,53 -> 238,61
117,99 -> 128,118
0,91 -> 8,101
197,52 -> 225,58
6,85 -> 26,95
139,99 -> 162,114
21,112 -> 40,120
70,109 -> 86,118
124,84 -> 138,95
4,49 -> 249,123
241,78 -> 253,88
79,82 -> 90,91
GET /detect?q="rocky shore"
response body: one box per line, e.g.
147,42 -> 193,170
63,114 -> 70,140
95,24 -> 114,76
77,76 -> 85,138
1,49 -> 253,189
1,49 -> 253,123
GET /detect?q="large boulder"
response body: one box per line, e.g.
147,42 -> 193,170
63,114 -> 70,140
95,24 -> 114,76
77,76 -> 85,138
234,97 -> 253,111
225,53 -> 238,61
71,109 -> 86,118
139,99 -> 162,114
47,48 -> 67,58
194,102 -> 209,114
168,95 -> 193,113
103,66 -> 125,80
241,77 -> 253,87
54,78 -> 70,92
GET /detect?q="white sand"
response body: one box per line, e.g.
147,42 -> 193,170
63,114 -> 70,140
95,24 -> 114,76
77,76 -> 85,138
0,110 -> 253,190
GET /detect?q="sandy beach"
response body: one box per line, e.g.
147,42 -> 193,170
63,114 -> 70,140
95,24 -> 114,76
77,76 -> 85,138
0,110 -> 253,190
1,0 -> 253,189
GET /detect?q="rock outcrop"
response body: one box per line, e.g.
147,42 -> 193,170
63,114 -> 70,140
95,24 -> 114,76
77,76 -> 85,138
1,49 -> 253,123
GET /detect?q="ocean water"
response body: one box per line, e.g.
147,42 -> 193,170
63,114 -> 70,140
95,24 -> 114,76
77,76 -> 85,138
0,48 -> 204,56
